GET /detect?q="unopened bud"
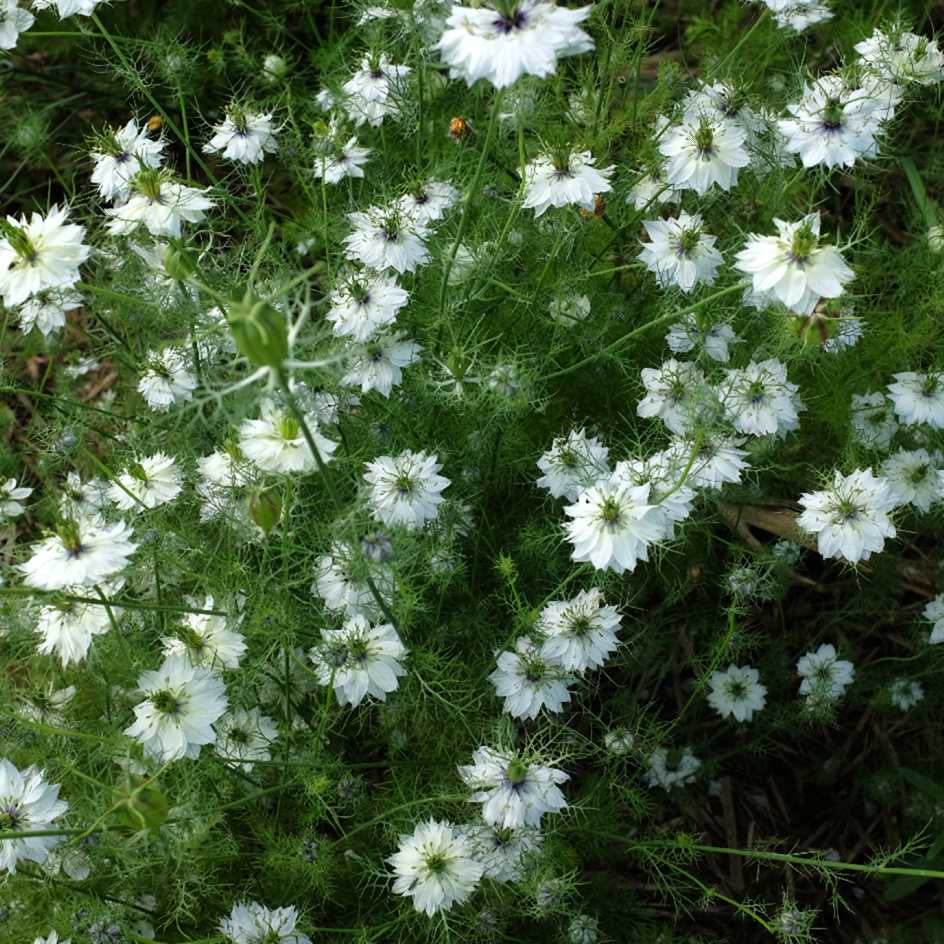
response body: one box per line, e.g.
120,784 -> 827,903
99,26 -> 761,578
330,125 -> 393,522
163,241 -> 198,281
250,487 -> 282,533
226,287 -> 289,369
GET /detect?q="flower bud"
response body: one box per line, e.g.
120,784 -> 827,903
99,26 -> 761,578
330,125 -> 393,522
162,241 -> 198,281
250,487 -> 282,533
226,287 -> 289,369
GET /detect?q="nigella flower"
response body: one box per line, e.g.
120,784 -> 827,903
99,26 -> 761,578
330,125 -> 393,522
889,678 -> 925,711
849,391 -> 898,450
536,426 -> 610,501
340,332 -> 422,397
796,643 -> 854,702
856,28 -> 944,86
16,287 -> 82,338
90,118 -> 165,203
636,358 -> 713,434
458,746 -> 569,829
887,371 -> 944,429
239,400 -> 338,474
658,113 -> 750,195
364,450 -> 450,529
0,477 -> 31,520
658,433 -> 750,490
522,151 -> 614,217
203,109 -> 278,165
538,588 -> 621,673
925,594 -> 944,645
638,211 -> 723,293
0,759 -> 68,874
388,819 -> 483,916
105,169 -> 215,238
720,358 -> 803,438
161,597 -> 247,672
665,314 -> 739,363
0,1 -> 34,51
489,636 -> 574,719
762,0 -> 833,32
196,449 -> 255,522
822,314 -> 864,353
707,664 -> 767,722
219,901 -> 310,944
796,468 -> 897,564
548,292 -> 592,326
108,452 -> 183,511
30,0 -> 106,15
313,136 -> 371,183
326,271 -> 409,342
395,180 -> 460,226
611,454 -> 695,535
312,540 -> 394,620
342,55 -> 410,127
462,822 -> 542,882
734,212 -> 854,316
881,448 -> 944,512
18,682 -> 75,725
35,581 -> 121,667
138,347 -> 197,412
343,207 -> 430,273
626,163 -> 682,211
645,747 -> 700,790
214,708 -> 278,771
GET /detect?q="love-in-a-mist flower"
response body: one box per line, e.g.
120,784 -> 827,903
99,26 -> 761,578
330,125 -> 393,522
388,819 -> 483,916
341,332 -> 422,397
343,207 -> 430,273
612,454 -> 695,537
923,594 -> 944,645
645,747 -> 700,790
0,759 -> 68,874
31,0 -> 107,16
20,515 -> 137,589
890,678 -> 925,711
342,55 -> 410,127
659,433 -> 750,490
395,180 -> 460,226
108,452 -> 183,511
887,371 -> 944,429
796,468 -> 897,564
548,291 -> 591,326
636,358 -> 711,434
462,822 -> 542,882
881,448 -> 944,512
856,28 -> 944,85
0,0 -> 34,51
626,163 -> 682,210
162,598 -> 247,672
850,391 -> 898,450
313,540 -> 394,621
536,427 -> 610,501
35,580 -> 121,667
564,474 -> 668,574
659,113 -> 749,194
90,118 -> 165,202
239,401 -> 338,474
436,1 -> 594,89
105,170 -> 215,238
138,347 -> 197,412
665,314 -> 739,363
458,746 -> 569,829
309,615 -> 407,707
0,205 -> 89,308
364,450 -> 450,529
203,109 -> 278,164
214,708 -> 278,771
314,136 -> 371,183
16,288 -> 82,338
522,151 -> 614,217
707,664 -> 767,722
489,636 -> 574,719
638,212 -> 723,292
125,654 -> 228,762
796,643 -> 854,702
734,212 -> 854,316
219,901 -> 310,944
327,271 -> 409,342
0,477 -> 31,520
538,588 -> 621,673
720,358 -> 803,438
762,0 -> 833,32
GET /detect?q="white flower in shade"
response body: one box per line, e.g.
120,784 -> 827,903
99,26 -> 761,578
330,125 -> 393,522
108,453 -> 182,511
262,53 -> 288,82
59,471 -> 108,519
20,516 -> 137,589
33,933 -> 70,944
536,427 -> 610,501
568,915 -> 599,944
0,0 -> 34,50
16,288 -> 82,337
489,636 -> 574,719
0,477 -> 31,520
548,292 -> 591,326
364,450 -> 449,529
645,747 -> 700,790
239,402 -> 338,474
392,185 -> 456,232
312,541 -> 394,621
638,212 -> 723,293
162,598 -> 246,672
707,664 -> 767,722
797,468 -> 897,564
463,822 -> 542,881
388,819 -> 483,916
90,118 -> 165,203
522,151 -> 614,217
612,454 -> 695,535
36,583 -> 119,667
626,164 -> 681,210
659,434 -> 750,490
204,110 -> 278,165
538,588 -> 620,673
30,0 -> 105,14
0,205 -> 89,308
665,315 -> 739,363
637,358 -> 711,434
766,0 -> 832,32
138,348 -> 197,412
327,272 -> 409,342
823,315 -> 864,353
309,615 -> 407,707
0,760 -> 68,874
882,449 -> 944,512
214,708 -> 278,770
850,391 -> 898,450
659,114 -> 749,195
856,28 -> 944,85
564,474 -> 668,574
925,594 -> 944,645
887,371 -> 944,429
796,643 -> 854,701
889,678 -> 924,711
343,207 -> 430,273
458,746 -> 569,829
17,681 -> 75,725
314,137 -> 371,183
342,55 -> 410,127
219,901 -> 310,944
436,1 -> 594,89
104,173 -> 215,238
196,450 -> 254,521
125,655 -> 228,762
734,213 -> 854,316
604,727 -> 635,755
341,332 -> 422,397
720,358 -> 803,438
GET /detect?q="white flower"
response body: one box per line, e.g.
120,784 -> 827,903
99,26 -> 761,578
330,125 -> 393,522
569,915 -> 599,944
262,53 -> 288,82
522,151 -> 614,217
659,114 -> 749,195
645,747 -> 700,790
388,819 -> 483,916
219,901 -> 310,944
312,541 -> 394,621
0,760 -> 68,874
548,292 -> 591,326
204,111 -> 278,165
538,588 -> 620,673
734,212 -> 854,316
16,288 -> 82,337
850,391 -> 898,450
458,746 -> 569,829
364,450 -> 450,529
797,468 -> 897,564
887,371 -> 944,429
796,643 -> 854,701
239,401 -> 338,474
881,449 -> 944,512
31,0 -> 105,15
626,164 -> 681,210
0,205 -> 89,308
33,933 -> 70,944
564,474 -> 669,574
342,55 -> 410,126
18,682 -> 75,724
138,348 -> 197,412
637,359 -> 712,434
309,615 -> 407,707
36,583 -> 120,667
104,174 -> 215,238
108,452 -> 183,511
665,314 -> 739,363
489,636 -> 574,719
822,315 -> 864,353
90,118 -> 165,202
612,454 -> 695,534
196,450 -> 254,521
341,332 -> 422,397
327,272 -> 409,341
536,427 -> 610,501
766,0 -> 833,32
856,28 -> 944,85
214,708 -> 278,770
396,180 -> 460,226
720,358 -> 803,438
638,212 -> 723,292
436,1 -> 594,89
707,664 -> 767,722
125,655 -> 228,762
659,434 -> 750,490
604,727 -> 635,755
20,516 -> 137,589
314,136 -> 371,183
889,678 -> 924,711
162,598 -> 247,672
0,477 -> 31,520
343,207 -> 430,273
0,0 -> 34,50
924,594 -> 944,645
462,822 -> 541,882
59,471 -> 107,519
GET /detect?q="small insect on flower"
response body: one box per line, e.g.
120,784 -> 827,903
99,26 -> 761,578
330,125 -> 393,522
522,151 -> 614,217
0,759 -> 69,874
448,116 -> 469,140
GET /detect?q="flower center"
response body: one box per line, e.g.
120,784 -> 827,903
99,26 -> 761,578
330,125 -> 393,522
599,496 -> 623,526
152,689 -> 183,715
0,804 -> 23,831
821,98 -> 844,131
789,224 -> 817,265
0,220 -> 38,265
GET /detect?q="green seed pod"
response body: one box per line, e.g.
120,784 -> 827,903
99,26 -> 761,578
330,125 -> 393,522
226,287 -> 289,370
250,487 -> 282,533
162,241 -> 198,281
